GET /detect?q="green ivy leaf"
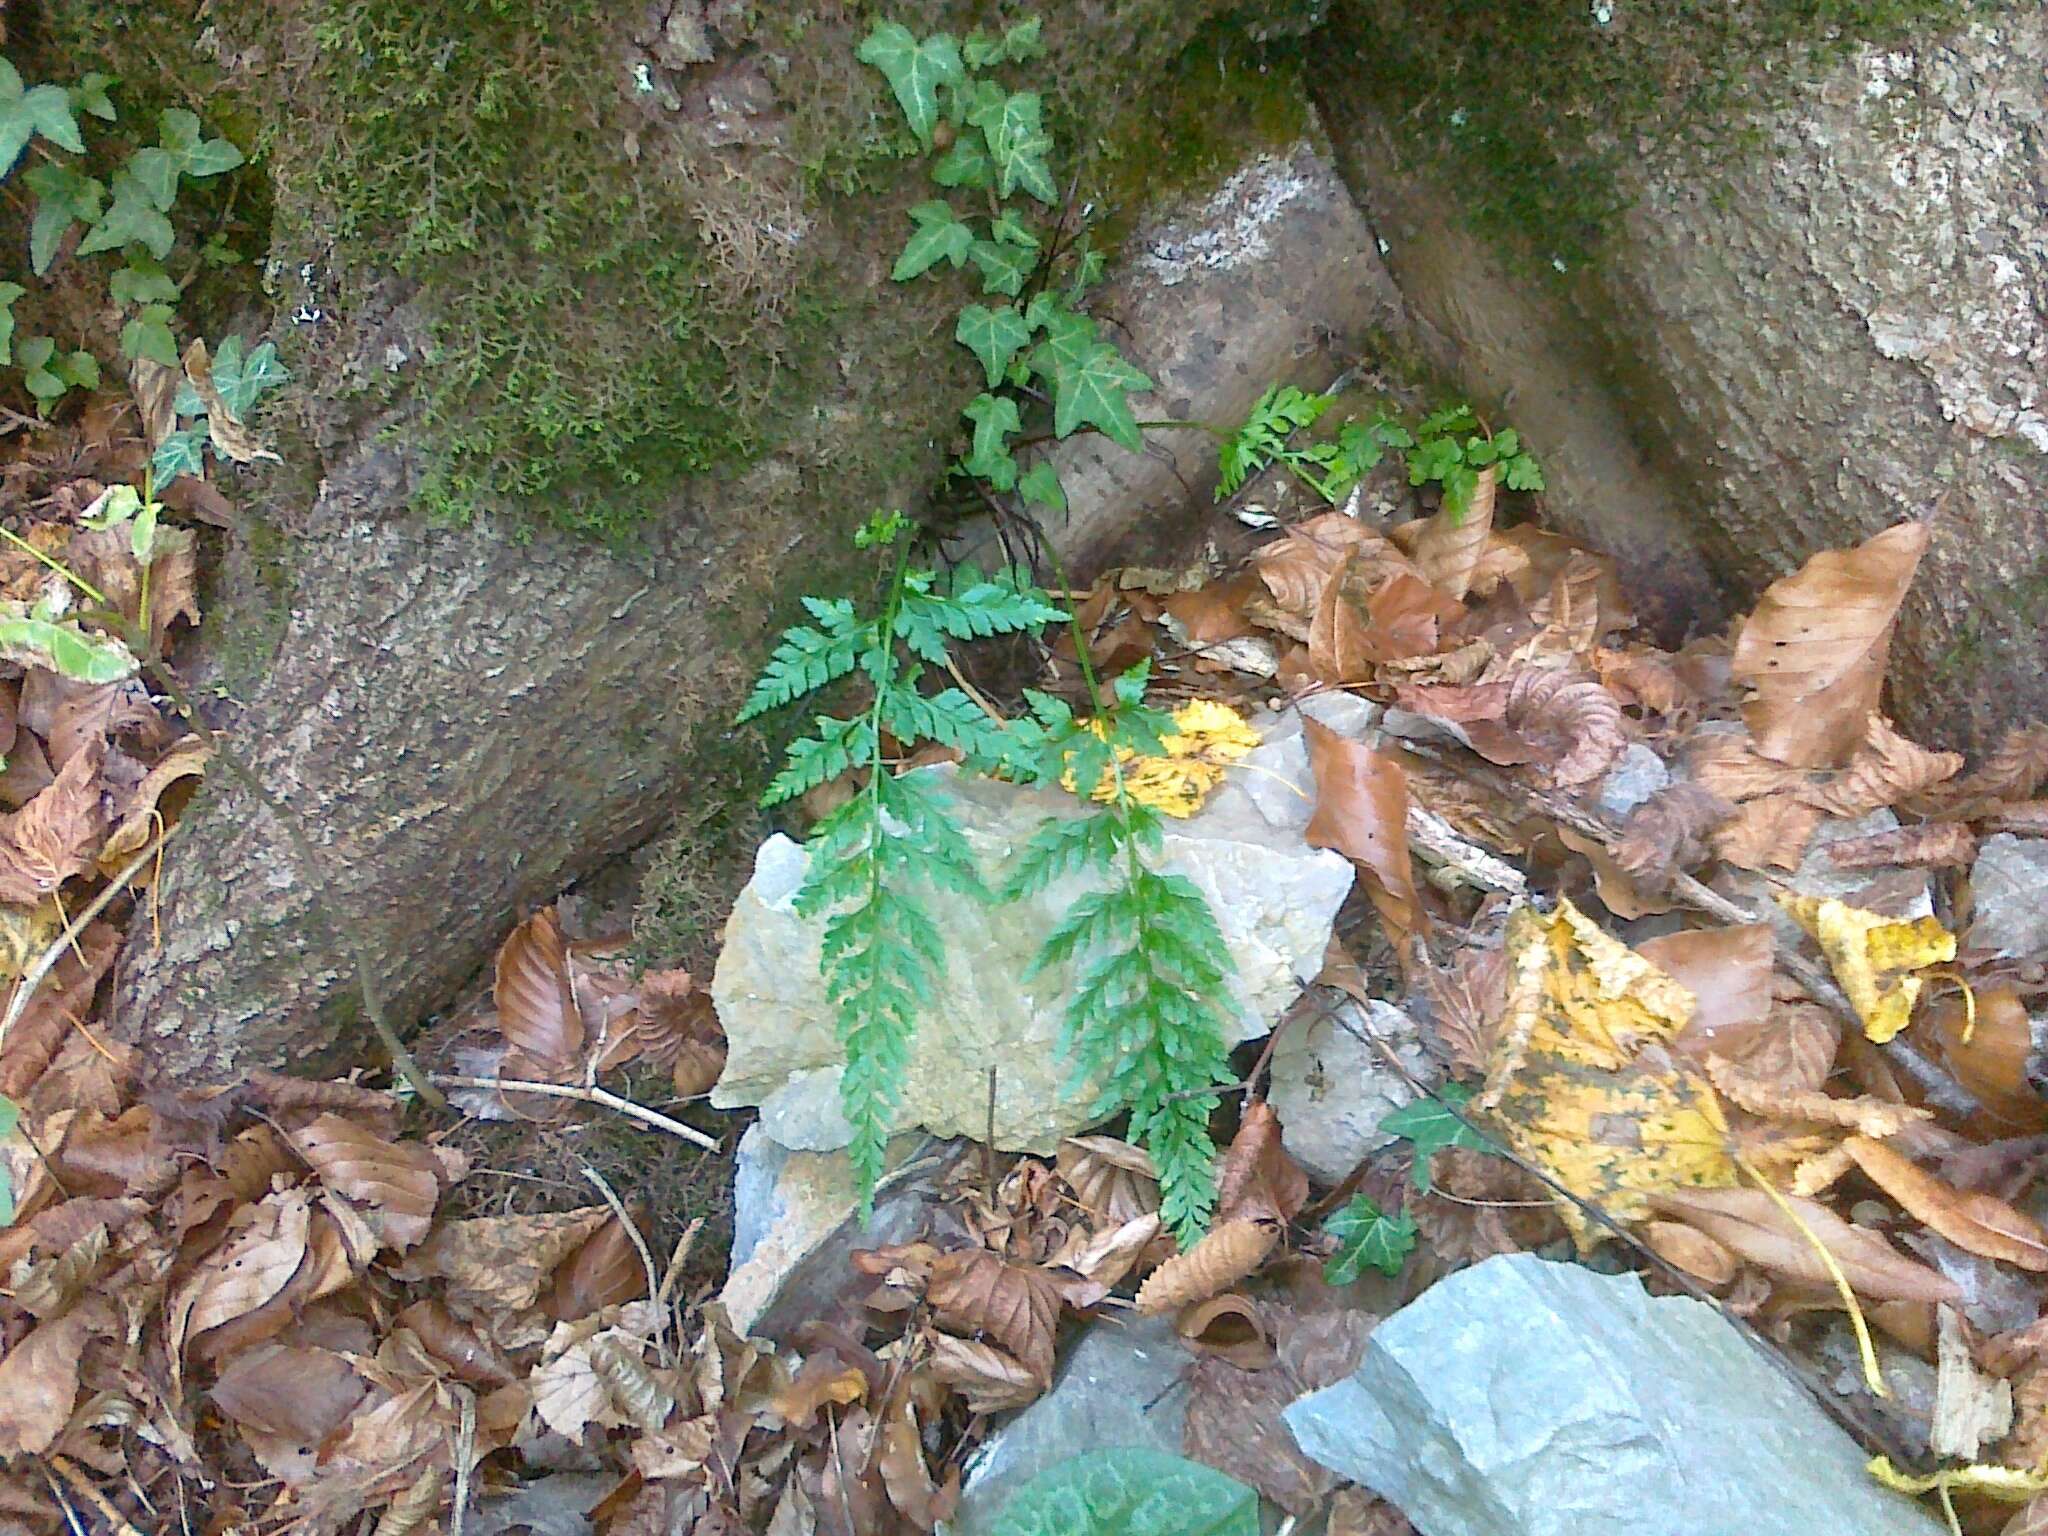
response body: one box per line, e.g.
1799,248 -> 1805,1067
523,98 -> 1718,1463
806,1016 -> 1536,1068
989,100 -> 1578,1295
991,1449 -> 1259,1536
967,237 -> 1032,298
891,199 -> 973,281
209,336 -> 288,417
955,303 -> 1031,388
0,60 -> 84,178
1051,341 -> 1153,451
856,21 -> 963,147
0,282 -> 21,366
990,209 -> 1040,250
158,107 -> 243,178
1018,459 -> 1066,514
1025,300 -> 1096,383
0,611 -> 139,684
968,88 -> 1056,204
1001,17 -> 1046,62
963,391 -> 1022,491
1323,1194 -> 1418,1284
152,425 -> 207,482
962,29 -> 1005,71
76,171 -> 174,259
119,304 -> 179,367
127,146 -> 179,210
1380,1082 -> 1489,1191
22,163 -> 103,275
109,257 -> 178,307
70,72 -> 116,123
930,134 -> 993,189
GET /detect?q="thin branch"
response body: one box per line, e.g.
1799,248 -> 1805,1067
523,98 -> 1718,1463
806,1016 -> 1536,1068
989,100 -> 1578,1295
581,1164 -> 671,1367
430,1074 -> 720,1151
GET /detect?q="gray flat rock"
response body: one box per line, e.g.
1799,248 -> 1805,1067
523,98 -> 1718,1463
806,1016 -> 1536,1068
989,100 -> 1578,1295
1968,834 -> 2048,960
1283,1254 -> 1943,1536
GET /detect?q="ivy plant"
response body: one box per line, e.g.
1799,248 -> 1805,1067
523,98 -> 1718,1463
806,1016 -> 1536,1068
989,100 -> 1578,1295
1322,1193 -> 1417,1283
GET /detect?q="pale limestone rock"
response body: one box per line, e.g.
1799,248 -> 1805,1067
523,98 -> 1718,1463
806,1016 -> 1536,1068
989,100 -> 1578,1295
1269,1000 -> 1433,1185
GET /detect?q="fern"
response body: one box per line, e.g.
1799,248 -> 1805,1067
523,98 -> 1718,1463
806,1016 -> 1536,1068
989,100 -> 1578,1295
1004,661 -> 1238,1243
745,518 -> 1063,1208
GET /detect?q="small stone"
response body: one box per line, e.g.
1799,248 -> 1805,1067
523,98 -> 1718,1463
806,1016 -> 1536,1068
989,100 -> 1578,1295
712,768 -> 1353,1153
1967,835 -> 2048,960
951,1316 -> 1196,1535
1268,1000 -> 1431,1184
1596,743 -> 1671,821
1283,1254 -> 1944,1536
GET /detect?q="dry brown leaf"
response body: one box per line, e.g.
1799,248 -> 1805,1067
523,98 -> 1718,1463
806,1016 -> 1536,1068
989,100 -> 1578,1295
876,1398 -> 948,1532
922,1332 -> 1042,1414
672,1037 -> 727,1097
1175,1294 -> 1276,1371
1560,825 -> 1677,920
210,1344 -> 369,1444
532,1324 -> 676,1440
1934,1304 -> 2014,1461
1844,1136 -> 2048,1272
170,1187 -> 313,1356
1400,466 -> 1497,601
1711,794 -> 1821,872
393,1207 -> 610,1320
1611,782 -> 1732,885
129,356 -> 179,446
1800,715 -> 1963,817
1730,521 -> 1929,768
1134,1219 -> 1278,1314
2003,1494 -> 2048,1536
771,1348 -> 869,1429
1925,988 -> 2048,1132
0,1307 -> 94,1456
1642,1220 -> 1739,1288
371,1466 -> 446,1536
1304,718 -> 1420,940
1593,646 -> 1693,714
1056,1136 -> 1158,1225
394,1298 -> 519,1388
1214,1101 -> 1309,1229
0,920 -> 117,1100
1396,668 -> 1627,786
1328,1488 -> 1416,1536
1252,513 -> 1389,622
1649,1187 -> 1961,1303
494,906 -> 584,1080
98,736 -> 208,870
547,1209 -> 651,1320
1913,725 -> 2048,817
1411,1144 -> 1563,1265
1685,729 -> 1812,802
290,1113 -> 441,1253
0,740 -> 104,902
1046,1211 -> 1160,1298
1705,1055 -> 1929,1140
1641,925 -> 1774,1053
1163,575 -> 1259,645
926,1249 -> 1062,1384
1825,822 -> 1977,870
1980,801 -> 2048,836
183,338 -> 279,464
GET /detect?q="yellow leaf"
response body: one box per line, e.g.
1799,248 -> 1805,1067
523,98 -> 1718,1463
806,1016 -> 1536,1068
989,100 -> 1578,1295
1777,894 -> 1956,1043
1866,1456 -> 2048,1502
1061,699 -> 1260,818
1480,899 -> 1737,1248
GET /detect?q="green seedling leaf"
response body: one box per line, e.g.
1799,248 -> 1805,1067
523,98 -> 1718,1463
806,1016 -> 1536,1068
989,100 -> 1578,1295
963,391 -> 1022,491
0,611 -> 139,684
152,426 -> 207,482
991,1448 -> 1259,1536
1018,459 -> 1066,514
1323,1194 -> 1418,1283
70,72 -> 116,123
1503,452 -> 1545,492
120,304 -> 178,367
1381,1082 -> 1489,1191
856,21 -> 964,147
83,483 -> 143,529
1051,341 -> 1153,451
23,163 -> 104,275
1001,17 -> 1046,61
968,237 -> 1033,297
962,29 -> 1004,70
77,171 -> 174,259
0,282 -> 22,367
158,107 -> 243,178
0,60 -> 84,177
891,199 -> 973,280
956,303 -> 1032,388
1407,434 -> 1464,486
1440,462 -> 1480,523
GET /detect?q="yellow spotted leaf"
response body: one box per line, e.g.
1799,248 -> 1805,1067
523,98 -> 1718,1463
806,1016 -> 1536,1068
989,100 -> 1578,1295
1062,699 -> 1259,818
1479,898 -> 1736,1248
1776,894 -> 1955,1043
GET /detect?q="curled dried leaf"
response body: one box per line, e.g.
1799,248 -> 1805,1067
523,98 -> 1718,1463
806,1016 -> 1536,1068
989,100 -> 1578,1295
1399,465 -> 1497,601
1844,1137 -> 2048,1272
1711,794 -> 1821,872
1704,1055 -> 1930,1137
926,1249 -> 1062,1385
1910,725 -> 2048,817
1174,1294 -> 1275,1371
1798,715 -> 1962,818
1643,1219 -> 1739,1289
922,1332 -> 1042,1414
290,1114 -> 442,1253
1304,719 -> 1419,941
1824,822 -> 1976,870
1611,782 -> 1732,885
1057,1136 -> 1158,1226
1649,1186 -> 1961,1304
1134,1219 -> 1278,1314
0,741 -> 105,903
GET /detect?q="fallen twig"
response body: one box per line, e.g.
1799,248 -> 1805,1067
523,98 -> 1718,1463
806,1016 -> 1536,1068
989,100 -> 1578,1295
582,1164 -> 671,1367
429,1074 -> 721,1151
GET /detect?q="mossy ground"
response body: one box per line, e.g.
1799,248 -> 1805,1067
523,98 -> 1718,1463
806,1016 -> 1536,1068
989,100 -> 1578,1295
1324,0 -> 1996,265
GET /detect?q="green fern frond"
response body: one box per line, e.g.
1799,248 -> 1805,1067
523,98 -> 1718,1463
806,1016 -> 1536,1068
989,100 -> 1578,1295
737,598 -> 869,722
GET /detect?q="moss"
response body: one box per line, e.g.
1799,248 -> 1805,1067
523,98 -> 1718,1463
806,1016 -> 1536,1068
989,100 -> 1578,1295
1321,0 -> 2000,265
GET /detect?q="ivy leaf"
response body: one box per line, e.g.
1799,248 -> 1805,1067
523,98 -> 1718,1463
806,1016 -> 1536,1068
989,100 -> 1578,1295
209,336 -> 288,416
990,209 -> 1040,251
990,1449 -> 1259,1536
70,72 -> 116,123
76,171 -> 174,259
152,425 -> 208,482
0,283 -> 21,367
968,237 -> 1033,298
1018,460 -> 1066,514
0,60 -> 84,177
891,199 -> 973,281
127,146 -> 179,210
1069,242 -> 1107,295
22,163 -> 103,275
1322,1194 -> 1418,1283
856,21 -> 963,148
0,611 -> 139,684
931,133 -> 993,189
1380,1082 -> 1489,1191
963,392 -> 1022,491
158,107 -> 243,178
119,304 -> 179,367
962,29 -> 1005,71
956,303 -> 1031,388
1051,341 -> 1153,451
1025,300 -> 1097,383
968,89 -> 1057,204
1000,18 -> 1046,62
109,258 -> 178,307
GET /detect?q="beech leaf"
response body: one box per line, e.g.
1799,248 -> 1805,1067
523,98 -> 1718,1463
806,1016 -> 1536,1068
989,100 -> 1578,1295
1134,1219 -> 1277,1314
1844,1136 -> 2048,1272
926,1248 -> 1062,1384
924,1332 -> 1042,1413
1649,1186 -> 1962,1304
1303,718 -> 1419,941
493,906 -> 584,1076
290,1113 -> 442,1252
